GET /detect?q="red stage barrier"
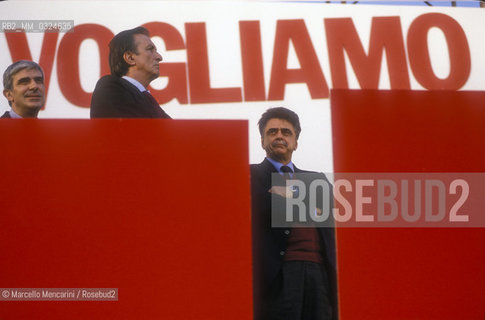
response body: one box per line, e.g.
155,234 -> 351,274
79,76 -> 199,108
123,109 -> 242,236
0,119 -> 252,319
332,89 -> 485,319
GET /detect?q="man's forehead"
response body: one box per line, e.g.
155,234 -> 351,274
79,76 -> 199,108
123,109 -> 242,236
13,68 -> 43,81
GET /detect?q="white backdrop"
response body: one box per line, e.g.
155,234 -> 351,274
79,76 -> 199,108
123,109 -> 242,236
1,1 -> 484,171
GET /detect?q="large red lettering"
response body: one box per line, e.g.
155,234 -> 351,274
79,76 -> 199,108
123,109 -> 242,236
268,20 -> 329,100
5,32 -> 59,107
407,13 -> 470,90
185,22 -> 242,104
57,24 -> 112,108
143,22 -> 188,105
239,21 -> 265,101
325,17 -> 409,90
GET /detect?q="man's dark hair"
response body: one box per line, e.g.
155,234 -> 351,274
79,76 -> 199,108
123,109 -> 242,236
258,107 -> 301,139
109,26 -> 150,77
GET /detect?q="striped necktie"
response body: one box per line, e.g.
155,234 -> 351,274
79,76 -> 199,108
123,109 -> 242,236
280,165 -> 293,179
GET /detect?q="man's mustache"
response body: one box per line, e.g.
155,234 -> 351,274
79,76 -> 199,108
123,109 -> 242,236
25,89 -> 42,97
272,139 -> 287,147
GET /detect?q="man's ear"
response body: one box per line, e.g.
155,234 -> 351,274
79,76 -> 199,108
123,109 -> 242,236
3,89 -> 13,102
123,51 -> 136,66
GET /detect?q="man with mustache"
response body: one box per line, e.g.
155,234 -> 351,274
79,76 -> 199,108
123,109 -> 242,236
250,107 -> 337,320
90,26 -> 170,118
2,60 -> 45,118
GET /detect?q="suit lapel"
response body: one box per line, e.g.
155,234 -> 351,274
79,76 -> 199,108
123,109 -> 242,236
1,111 -> 11,118
119,77 -> 145,100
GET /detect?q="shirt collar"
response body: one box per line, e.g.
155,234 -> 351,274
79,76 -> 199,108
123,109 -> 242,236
122,76 -> 147,93
9,108 -> 23,119
266,157 -> 295,173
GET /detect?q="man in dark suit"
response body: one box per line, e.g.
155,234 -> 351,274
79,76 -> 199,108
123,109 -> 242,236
90,26 -> 170,118
250,107 -> 338,320
2,60 -> 45,118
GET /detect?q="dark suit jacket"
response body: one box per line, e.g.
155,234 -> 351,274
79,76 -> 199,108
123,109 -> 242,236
90,75 -> 171,119
250,158 -> 338,319
1,111 -> 11,118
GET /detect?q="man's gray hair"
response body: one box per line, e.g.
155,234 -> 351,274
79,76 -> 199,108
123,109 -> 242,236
3,60 -> 44,90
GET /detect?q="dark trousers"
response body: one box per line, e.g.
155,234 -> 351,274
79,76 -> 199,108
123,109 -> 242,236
263,261 -> 333,320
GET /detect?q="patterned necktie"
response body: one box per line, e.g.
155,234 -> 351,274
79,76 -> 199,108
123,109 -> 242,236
280,165 -> 293,179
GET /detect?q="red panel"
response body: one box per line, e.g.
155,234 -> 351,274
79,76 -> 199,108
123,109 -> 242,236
331,90 -> 485,319
0,119 -> 252,319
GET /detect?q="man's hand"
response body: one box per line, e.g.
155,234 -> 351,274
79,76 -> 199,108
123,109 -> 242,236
268,186 -> 294,198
